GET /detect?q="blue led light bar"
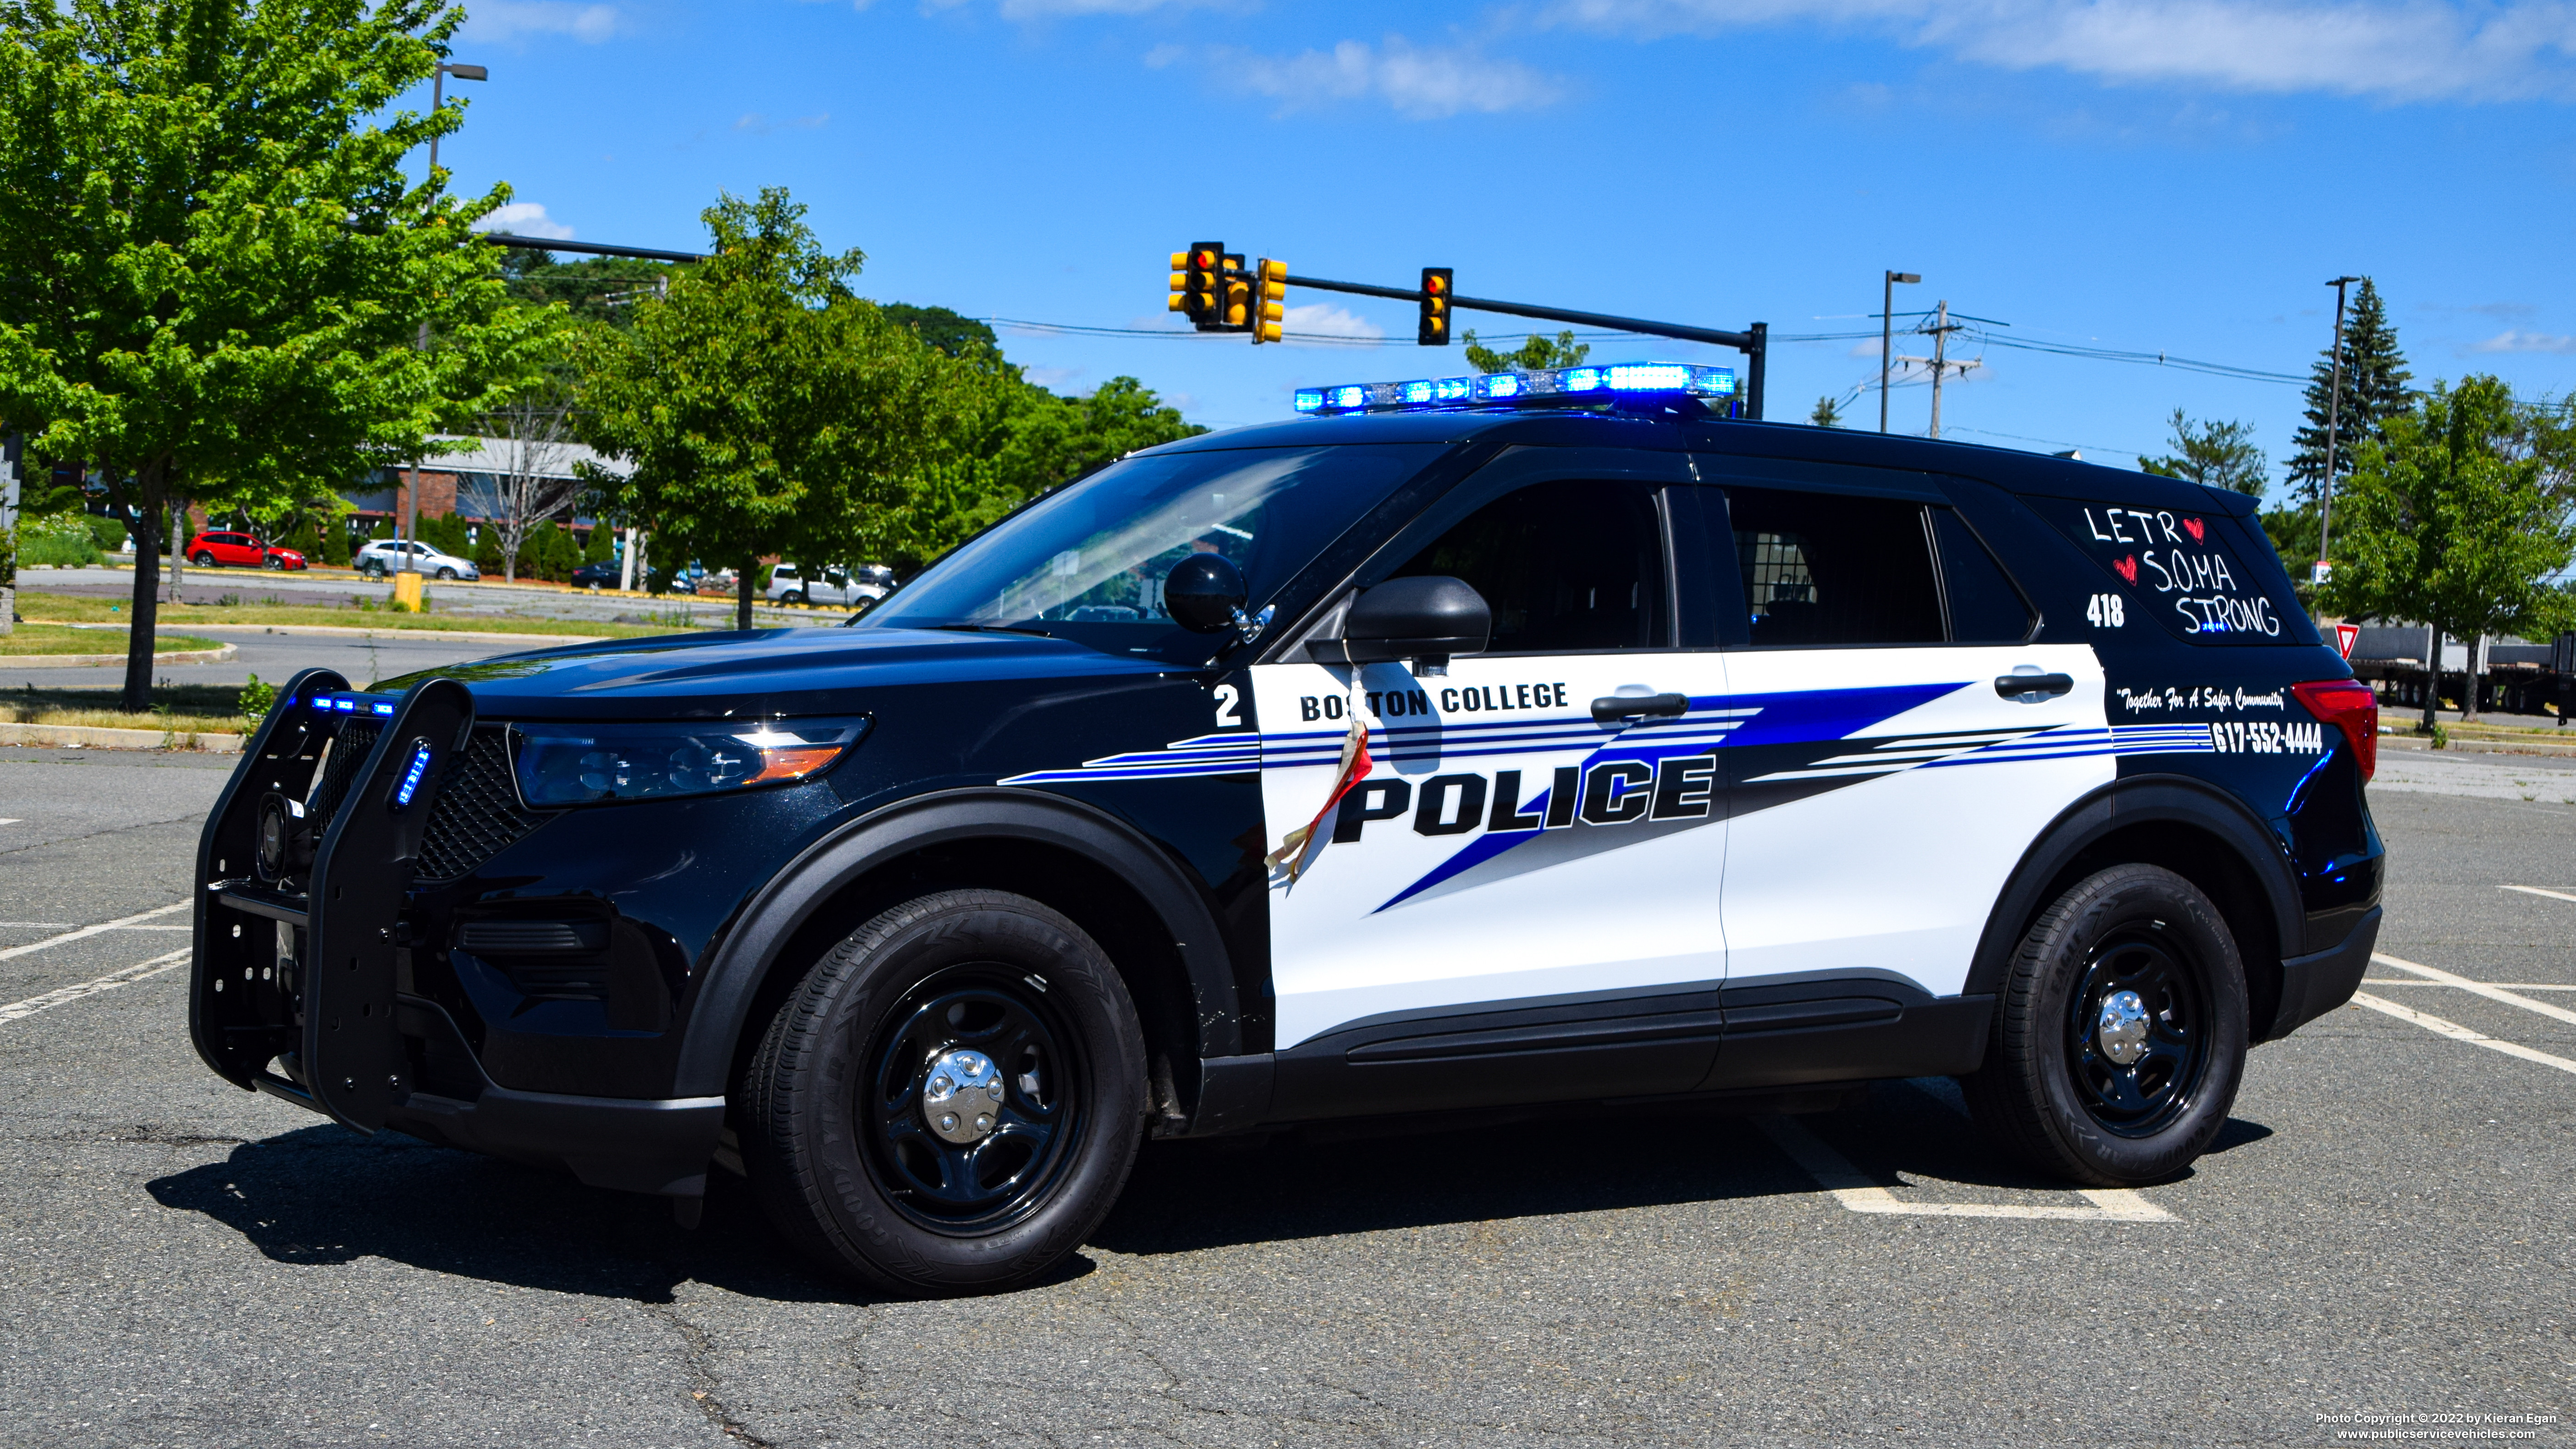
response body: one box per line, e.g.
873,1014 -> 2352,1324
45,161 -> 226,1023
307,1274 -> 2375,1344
309,691 -> 399,716
392,741 -> 434,809
1291,360 -> 1735,415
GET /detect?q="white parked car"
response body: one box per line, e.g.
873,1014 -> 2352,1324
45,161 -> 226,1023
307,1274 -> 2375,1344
765,562 -> 893,607
356,539 -> 481,581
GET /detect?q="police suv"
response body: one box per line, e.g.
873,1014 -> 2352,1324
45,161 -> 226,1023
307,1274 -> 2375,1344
190,361 -> 2383,1296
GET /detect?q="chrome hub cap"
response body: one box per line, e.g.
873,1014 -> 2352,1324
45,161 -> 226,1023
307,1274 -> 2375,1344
2096,989 -> 2151,1066
921,1048 -> 1004,1144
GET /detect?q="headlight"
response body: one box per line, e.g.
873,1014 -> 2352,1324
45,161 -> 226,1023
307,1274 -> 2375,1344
512,717 -> 869,806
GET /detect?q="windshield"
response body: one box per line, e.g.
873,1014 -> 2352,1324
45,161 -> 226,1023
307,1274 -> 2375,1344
865,444 -> 1440,655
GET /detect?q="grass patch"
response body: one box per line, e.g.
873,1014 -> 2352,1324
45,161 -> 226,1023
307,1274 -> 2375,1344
15,590 -> 691,639
0,623 -> 221,656
4,683 -> 245,735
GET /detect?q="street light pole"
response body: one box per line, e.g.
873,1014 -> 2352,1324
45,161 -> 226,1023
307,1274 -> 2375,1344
403,61 -> 487,578
2316,275 -> 2361,585
1881,270 -> 1919,433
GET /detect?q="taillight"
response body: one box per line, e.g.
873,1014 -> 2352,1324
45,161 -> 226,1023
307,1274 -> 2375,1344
2292,678 -> 2378,782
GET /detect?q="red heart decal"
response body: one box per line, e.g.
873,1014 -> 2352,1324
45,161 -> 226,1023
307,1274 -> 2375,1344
2183,517 -> 2205,542
2113,555 -> 2139,584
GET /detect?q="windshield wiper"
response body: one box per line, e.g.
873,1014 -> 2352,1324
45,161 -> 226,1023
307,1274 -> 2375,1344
922,622 -> 1057,639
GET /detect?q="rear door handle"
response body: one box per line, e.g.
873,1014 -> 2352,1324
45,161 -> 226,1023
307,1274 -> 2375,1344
1592,692 -> 1690,725
1994,672 -> 2075,701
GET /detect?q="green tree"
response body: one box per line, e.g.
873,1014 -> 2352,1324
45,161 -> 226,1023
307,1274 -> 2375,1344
2139,409 -> 2268,496
2321,375 -> 2576,725
2287,278 -> 2412,507
1463,329 -> 1589,375
499,248 -> 677,329
0,0 -> 547,707
878,303 -> 998,358
573,188 -> 988,629
1810,396 -> 1846,429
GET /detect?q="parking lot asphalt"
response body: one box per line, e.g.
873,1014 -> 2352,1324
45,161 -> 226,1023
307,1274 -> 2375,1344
0,749 -> 2569,1448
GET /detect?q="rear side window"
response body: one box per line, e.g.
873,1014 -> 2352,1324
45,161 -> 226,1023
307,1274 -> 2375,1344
2028,496 -> 2306,645
1934,511 -> 2035,642
1723,486 -> 1942,647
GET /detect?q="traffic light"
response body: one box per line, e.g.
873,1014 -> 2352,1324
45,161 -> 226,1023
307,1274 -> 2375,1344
1169,242 -> 1225,330
1418,267 -> 1452,346
1221,252 -> 1250,331
1251,258 -> 1287,344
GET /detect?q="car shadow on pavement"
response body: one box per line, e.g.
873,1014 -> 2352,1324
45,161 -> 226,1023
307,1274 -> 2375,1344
1095,1080 -> 2279,1257
143,1123 -> 892,1306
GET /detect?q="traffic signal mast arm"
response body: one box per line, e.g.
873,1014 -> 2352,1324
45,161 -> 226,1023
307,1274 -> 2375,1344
1282,271 -> 1768,419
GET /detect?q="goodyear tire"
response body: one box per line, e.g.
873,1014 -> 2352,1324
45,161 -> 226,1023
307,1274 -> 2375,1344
739,889 -> 1147,1296
1961,864 -> 2247,1186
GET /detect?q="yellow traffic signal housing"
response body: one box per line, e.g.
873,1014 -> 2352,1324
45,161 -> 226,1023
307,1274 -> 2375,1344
1173,242 -> 1225,330
1252,258 -> 1286,344
1418,267 -> 1452,346
1221,252 -> 1250,330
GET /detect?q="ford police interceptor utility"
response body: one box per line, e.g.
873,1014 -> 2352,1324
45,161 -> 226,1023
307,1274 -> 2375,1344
188,361 -> 2383,1296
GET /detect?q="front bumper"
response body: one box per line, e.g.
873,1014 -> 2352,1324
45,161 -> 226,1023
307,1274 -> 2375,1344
191,670 -> 723,1201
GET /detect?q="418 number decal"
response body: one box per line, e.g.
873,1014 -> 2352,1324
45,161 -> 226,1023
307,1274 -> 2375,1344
2085,592 -> 2127,628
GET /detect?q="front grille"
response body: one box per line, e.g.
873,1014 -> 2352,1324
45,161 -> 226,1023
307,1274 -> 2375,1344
307,721 -> 381,833
416,728 -> 556,882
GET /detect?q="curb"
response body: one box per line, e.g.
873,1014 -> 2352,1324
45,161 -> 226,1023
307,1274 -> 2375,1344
0,720 -> 243,753
28,621 -> 611,646
3,642 -> 238,669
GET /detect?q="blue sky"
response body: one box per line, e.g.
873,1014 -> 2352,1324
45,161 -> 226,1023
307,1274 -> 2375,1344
425,0 -> 2576,497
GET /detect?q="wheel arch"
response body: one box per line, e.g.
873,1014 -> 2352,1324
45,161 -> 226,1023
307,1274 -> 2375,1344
1964,774 -> 2302,1042
673,788 -> 1243,1113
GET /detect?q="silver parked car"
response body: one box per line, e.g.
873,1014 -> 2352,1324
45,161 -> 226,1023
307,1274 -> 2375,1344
764,562 -> 893,607
355,539 -> 481,581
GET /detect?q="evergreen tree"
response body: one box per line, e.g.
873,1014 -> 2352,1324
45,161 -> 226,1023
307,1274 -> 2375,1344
1810,396 -> 1846,429
2139,409 -> 2267,496
2287,278 -> 2412,507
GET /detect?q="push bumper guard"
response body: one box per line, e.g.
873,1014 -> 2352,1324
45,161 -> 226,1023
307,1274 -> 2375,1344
190,669 -> 720,1201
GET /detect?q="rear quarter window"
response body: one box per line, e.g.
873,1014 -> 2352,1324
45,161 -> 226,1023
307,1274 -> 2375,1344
2025,496 -> 2314,646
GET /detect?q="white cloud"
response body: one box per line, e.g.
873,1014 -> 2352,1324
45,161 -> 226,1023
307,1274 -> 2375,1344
462,0 -> 621,44
1217,36 -> 1566,118
1022,365 -> 1087,389
2472,328 -> 2576,352
1280,304 -> 1387,340
1543,0 -> 2576,103
472,202 -> 574,240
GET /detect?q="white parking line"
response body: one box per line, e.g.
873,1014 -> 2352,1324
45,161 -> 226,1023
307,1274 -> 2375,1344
1755,1115 -> 2175,1222
2349,992 -> 2576,1077
2501,884 -> 2576,905
0,949 -> 190,1025
2363,980 -> 2576,991
2371,953 -> 2576,1028
0,902 -> 188,962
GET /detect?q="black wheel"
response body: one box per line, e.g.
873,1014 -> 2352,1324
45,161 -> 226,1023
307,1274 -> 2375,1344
784,590 -> 807,606
739,888 -> 1147,1296
263,556 -> 285,570
436,566 -> 457,580
361,559 -> 384,578
1961,864 -> 2247,1186
191,551 -> 217,568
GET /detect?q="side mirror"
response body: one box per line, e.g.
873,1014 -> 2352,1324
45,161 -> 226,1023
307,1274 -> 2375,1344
1164,553 -> 1250,634
1311,575 -> 1491,672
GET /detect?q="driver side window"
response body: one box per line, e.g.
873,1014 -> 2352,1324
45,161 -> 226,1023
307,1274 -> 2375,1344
1386,479 -> 1668,653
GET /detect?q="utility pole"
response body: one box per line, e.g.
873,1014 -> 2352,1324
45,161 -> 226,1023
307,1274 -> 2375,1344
1894,302 -> 1980,439
2317,275 -> 2362,586
403,61 -> 487,584
1881,270 -> 1918,433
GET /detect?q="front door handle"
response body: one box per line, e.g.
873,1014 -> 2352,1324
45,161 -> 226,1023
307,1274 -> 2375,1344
1592,692 -> 1690,725
1994,672 -> 2075,701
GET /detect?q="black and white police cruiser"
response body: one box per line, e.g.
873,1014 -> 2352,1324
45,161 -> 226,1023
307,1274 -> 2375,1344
190,360 -> 2383,1295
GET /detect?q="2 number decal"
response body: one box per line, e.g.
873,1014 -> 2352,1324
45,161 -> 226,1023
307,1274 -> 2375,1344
2085,592 -> 2127,628
1212,683 -> 1243,727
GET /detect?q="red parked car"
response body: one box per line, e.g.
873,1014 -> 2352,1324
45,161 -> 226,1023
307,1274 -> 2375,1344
185,530 -> 307,571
